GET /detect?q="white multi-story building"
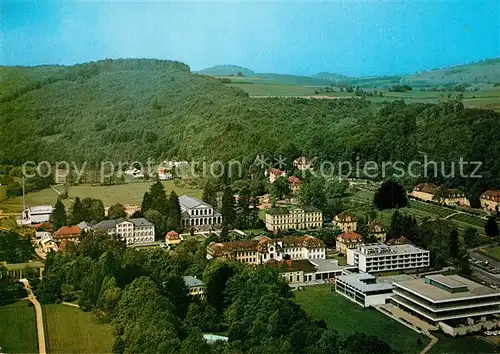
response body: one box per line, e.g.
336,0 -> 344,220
207,235 -> 326,265
19,205 -> 53,225
347,243 -> 430,273
335,272 -> 394,307
392,274 -> 500,333
265,205 -> 323,233
94,218 -> 155,245
179,195 -> 222,230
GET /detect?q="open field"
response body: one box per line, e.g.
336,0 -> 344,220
294,285 -> 428,353
0,180 -> 203,213
43,304 -> 114,354
478,246 -> 500,262
0,300 -> 38,354
428,333 -> 497,354
229,81 -> 500,110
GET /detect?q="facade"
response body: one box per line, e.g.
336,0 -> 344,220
335,272 -> 394,307
347,244 -> 430,273
179,195 -> 222,230
336,232 -> 363,254
293,157 -> 314,171
53,225 -> 81,242
266,168 -> 286,184
94,218 -> 155,245
265,205 -> 323,233
183,276 -> 205,298
288,176 -> 303,194
411,183 -> 470,207
207,235 -> 326,264
480,190 -> 500,213
165,230 -> 182,246
392,274 -> 500,330
333,212 -> 357,232
20,205 -> 53,225
367,221 -> 387,243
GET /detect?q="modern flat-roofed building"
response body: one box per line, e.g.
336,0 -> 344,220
179,195 -> 222,230
347,243 -> 430,273
392,274 -> 500,334
265,205 -> 323,233
335,272 -> 394,307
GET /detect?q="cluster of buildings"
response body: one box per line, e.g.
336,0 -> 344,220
410,184 -> 500,214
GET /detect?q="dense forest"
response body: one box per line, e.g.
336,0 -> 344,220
1,59 -> 499,195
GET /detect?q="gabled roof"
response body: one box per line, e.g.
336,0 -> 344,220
179,195 -> 213,209
337,232 -> 363,242
265,259 -> 317,273
288,176 -> 302,184
183,276 -> 205,287
413,183 -> 438,194
95,218 -> 152,229
268,168 -> 286,176
54,225 -> 81,237
481,190 -> 500,202
367,221 -> 386,233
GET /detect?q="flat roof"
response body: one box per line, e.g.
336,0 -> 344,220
426,274 -> 467,289
309,259 -> 354,273
355,243 -> 428,257
394,274 -> 500,302
337,273 -> 394,293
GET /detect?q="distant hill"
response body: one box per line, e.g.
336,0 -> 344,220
312,72 -> 351,82
198,65 -> 256,77
404,58 -> 500,84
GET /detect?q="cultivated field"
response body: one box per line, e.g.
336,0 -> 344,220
43,304 -> 114,354
294,285 -> 428,353
0,300 -> 38,354
229,81 -> 500,110
0,180 -> 203,213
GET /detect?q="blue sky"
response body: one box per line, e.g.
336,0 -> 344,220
1,1 -> 499,76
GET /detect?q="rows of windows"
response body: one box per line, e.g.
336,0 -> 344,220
189,208 -> 213,216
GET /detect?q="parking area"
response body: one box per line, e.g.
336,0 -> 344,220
469,251 -> 500,274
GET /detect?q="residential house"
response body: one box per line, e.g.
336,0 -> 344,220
336,231 -> 363,254
293,157 -> 314,171
36,232 -> 58,253
179,195 -> 222,230
333,212 -> 357,232
53,225 -> 81,242
157,167 -> 173,181
183,276 -> 205,298
77,221 -> 93,232
288,176 -> 302,194
165,230 -> 182,246
266,168 -> 286,184
94,218 -> 155,246
367,221 -> 387,243
386,236 -> 410,246
206,235 -> 326,264
411,183 -> 469,207
480,190 -> 500,213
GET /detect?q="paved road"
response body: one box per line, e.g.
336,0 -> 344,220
23,280 -> 46,354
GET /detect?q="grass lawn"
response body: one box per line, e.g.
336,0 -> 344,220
429,333 -> 497,354
43,304 -> 114,354
327,252 -> 347,266
478,246 -> 500,262
0,300 -> 38,354
0,180 -> 202,213
294,285 -> 428,353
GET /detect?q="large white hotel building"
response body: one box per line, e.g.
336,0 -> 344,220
347,244 -> 430,273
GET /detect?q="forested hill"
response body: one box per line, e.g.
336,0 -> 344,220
0,59 -> 499,189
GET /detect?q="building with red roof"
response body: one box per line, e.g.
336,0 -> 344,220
53,225 -> 81,242
266,168 -> 286,184
288,176 -> 303,194
336,231 -> 363,254
165,230 -> 181,246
